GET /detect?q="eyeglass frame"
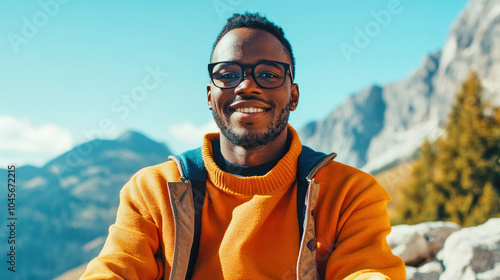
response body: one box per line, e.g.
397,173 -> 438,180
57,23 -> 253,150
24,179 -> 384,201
208,60 -> 294,89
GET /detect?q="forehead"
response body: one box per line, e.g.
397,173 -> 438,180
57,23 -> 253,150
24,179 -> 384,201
212,28 -> 289,64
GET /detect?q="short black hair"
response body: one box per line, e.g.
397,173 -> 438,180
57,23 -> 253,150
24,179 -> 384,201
211,12 -> 295,79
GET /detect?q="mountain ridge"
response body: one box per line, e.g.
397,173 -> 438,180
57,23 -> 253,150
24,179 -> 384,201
0,130 -> 172,280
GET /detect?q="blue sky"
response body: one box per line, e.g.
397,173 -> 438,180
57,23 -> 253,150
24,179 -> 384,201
1,0 -> 469,166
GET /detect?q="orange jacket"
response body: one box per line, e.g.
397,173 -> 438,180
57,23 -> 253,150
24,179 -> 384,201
81,126 -> 405,279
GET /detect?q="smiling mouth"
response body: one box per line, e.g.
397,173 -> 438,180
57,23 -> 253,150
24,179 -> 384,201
234,107 -> 266,113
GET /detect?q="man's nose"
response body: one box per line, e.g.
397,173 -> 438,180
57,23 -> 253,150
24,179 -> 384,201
235,70 -> 262,94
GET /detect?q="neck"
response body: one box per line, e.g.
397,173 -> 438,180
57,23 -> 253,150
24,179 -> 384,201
219,127 -> 289,166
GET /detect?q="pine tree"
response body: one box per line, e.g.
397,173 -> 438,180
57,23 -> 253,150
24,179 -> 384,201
402,139 -> 443,223
402,71 -> 500,226
468,182 -> 500,225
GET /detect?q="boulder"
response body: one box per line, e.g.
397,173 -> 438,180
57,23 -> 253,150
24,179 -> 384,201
406,261 -> 442,280
438,218 -> 500,280
387,221 -> 460,266
406,266 -> 418,280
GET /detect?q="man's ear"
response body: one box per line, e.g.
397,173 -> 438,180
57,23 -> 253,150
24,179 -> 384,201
289,83 -> 299,111
207,84 -> 213,110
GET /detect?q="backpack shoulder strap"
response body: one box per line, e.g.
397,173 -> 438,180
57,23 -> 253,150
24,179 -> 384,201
175,147 -> 207,181
173,147 -> 207,280
296,145 -> 335,240
297,145 -> 330,180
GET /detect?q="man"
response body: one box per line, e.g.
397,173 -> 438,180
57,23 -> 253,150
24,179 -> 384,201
81,13 -> 405,280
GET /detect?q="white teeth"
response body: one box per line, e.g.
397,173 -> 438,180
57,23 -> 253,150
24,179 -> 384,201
235,107 -> 265,113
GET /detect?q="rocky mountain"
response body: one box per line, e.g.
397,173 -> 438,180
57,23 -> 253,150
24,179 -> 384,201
300,0 -> 500,172
0,131 -> 172,280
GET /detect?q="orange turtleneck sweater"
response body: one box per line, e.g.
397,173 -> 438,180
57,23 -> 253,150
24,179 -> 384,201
81,126 -> 405,280
193,129 -> 303,279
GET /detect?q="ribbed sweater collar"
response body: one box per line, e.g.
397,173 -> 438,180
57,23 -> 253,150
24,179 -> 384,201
202,125 -> 302,196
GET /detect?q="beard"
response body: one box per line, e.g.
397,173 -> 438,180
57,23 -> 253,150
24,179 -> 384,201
212,101 -> 292,149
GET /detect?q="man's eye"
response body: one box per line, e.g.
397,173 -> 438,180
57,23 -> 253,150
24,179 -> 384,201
217,73 -> 240,79
258,72 -> 279,79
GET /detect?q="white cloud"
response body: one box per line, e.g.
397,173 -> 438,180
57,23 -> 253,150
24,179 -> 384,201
0,115 -> 74,167
168,120 -> 219,152
24,177 -> 47,189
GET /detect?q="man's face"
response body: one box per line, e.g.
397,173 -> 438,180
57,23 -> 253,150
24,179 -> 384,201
207,28 -> 299,149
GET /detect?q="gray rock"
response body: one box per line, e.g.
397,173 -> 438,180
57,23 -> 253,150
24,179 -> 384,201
476,263 -> 500,280
406,266 -> 418,280
417,261 -> 442,280
406,262 -> 442,280
438,218 -> 500,280
388,221 -> 460,266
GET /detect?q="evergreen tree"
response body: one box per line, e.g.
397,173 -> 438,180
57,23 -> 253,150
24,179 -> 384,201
402,72 -> 500,226
402,139 -> 442,223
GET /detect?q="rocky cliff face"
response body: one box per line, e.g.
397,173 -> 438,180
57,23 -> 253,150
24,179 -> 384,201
300,0 -> 500,172
300,85 -> 386,168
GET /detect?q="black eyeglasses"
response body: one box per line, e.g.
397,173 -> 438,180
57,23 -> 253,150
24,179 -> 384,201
208,60 -> 293,89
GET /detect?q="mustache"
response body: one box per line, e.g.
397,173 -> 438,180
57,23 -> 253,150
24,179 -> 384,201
230,95 -> 273,106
